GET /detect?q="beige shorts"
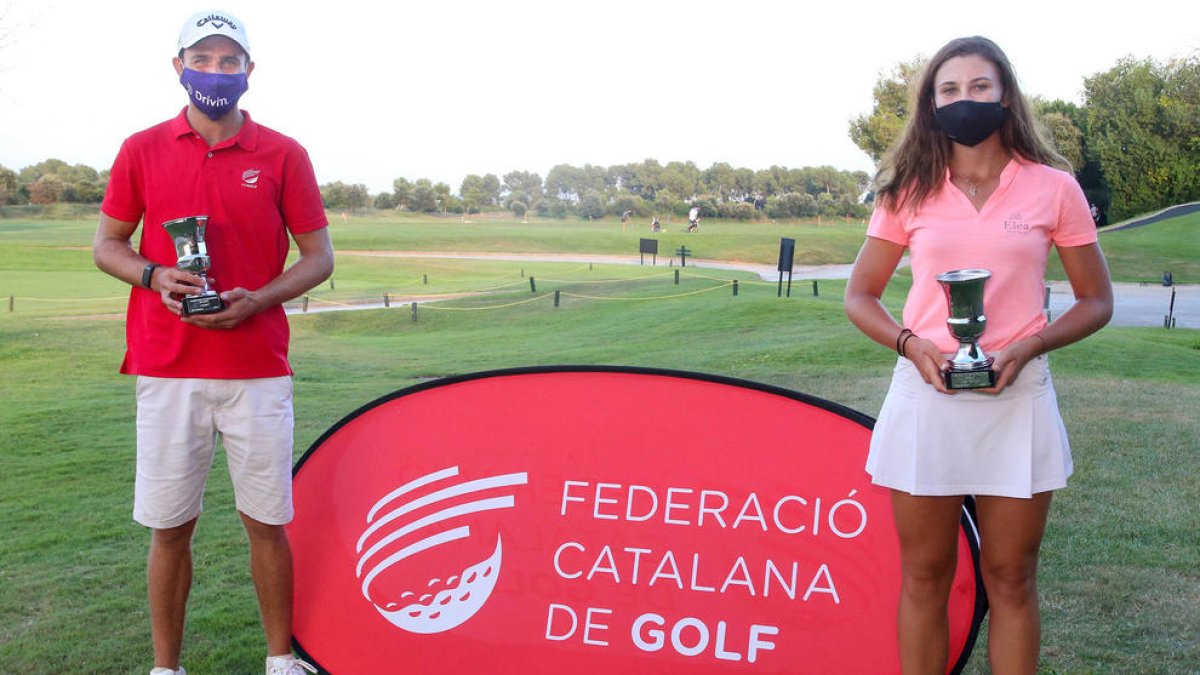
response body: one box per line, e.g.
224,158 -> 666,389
134,376 -> 294,528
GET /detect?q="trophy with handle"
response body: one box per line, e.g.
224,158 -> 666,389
163,215 -> 226,316
937,269 -> 996,390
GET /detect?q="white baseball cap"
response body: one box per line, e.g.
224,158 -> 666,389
177,10 -> 251,57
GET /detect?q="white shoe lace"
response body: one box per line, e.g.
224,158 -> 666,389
268,655 -> 318,675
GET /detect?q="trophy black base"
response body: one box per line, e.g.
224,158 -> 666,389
944,367 -> 996,390
182,292 -> 226,316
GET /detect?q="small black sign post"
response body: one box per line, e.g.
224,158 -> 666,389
676,246 -> 692,267
777,237 -> 796,297
639,238 -> 658,265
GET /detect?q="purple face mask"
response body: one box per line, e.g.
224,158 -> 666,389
179,68 -> 248,121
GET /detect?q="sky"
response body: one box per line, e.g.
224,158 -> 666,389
1,0 -> 1197,195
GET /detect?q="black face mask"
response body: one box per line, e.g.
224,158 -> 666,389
933,100 -> 1005,147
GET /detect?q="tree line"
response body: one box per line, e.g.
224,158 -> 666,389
4,53 -> 1194,224
850,53 -> 1199,224
0,159 -> 108,206
325,162 -> 874,221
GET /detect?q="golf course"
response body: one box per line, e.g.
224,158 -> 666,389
0,208 -> 1196,673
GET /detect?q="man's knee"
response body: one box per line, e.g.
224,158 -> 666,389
151,519 -> 198,550
240,512 -> 288,544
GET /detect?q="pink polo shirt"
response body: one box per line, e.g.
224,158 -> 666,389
102,108 -> 328,378
867,157 -> 1097,353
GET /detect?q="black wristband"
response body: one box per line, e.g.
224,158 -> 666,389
900,332 -> 918,357
141,263 -> 159,290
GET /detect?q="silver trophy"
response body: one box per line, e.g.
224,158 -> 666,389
163,215 -> 225,316
937,269 -> 996,390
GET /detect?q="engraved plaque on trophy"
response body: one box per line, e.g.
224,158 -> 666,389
937,269 -> 996,390
163,215 -> 226,316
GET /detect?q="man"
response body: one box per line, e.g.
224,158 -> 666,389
93,10 -> 332,675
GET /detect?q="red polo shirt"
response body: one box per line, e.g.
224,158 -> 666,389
102,108 -> 328,378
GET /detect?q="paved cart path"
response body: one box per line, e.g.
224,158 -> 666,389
320,250 -> 1194,328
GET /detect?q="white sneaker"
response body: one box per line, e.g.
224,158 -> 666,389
267,654 -> 318,675
149,668 -> 185,675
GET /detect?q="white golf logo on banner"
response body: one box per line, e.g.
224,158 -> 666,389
355,466 -> 528,634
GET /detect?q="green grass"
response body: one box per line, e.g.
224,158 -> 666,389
324,210 -> 871,265
1,213 -> 1197,673
1047,210 -> 1200,284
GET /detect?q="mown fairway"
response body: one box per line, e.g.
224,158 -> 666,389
0,211 -> 1197,673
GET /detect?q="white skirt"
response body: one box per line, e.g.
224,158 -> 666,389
866,355 -> 1072,498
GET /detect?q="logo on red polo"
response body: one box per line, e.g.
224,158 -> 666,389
241,169 -> 261,189
354,466 -> 528,634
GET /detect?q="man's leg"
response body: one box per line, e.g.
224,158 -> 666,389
241,513 -> 294,656
149,518 -> 199,670
136,377 -> 217,671
216,376 -> 297,657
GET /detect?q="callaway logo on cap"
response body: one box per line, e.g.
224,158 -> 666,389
177,9 -> 251,57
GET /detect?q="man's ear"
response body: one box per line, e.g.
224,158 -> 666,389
173,56 -> 184,77
246,60 -> 255,79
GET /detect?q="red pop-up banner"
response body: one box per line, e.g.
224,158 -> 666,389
289,367 -> 984,674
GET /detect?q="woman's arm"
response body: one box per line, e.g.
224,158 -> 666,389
845,236 -> 952,393
984,242 -> 1113,393
1039,242 -> 1113,350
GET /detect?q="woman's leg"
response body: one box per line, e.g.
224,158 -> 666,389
975,492 -> 1053,675
891,491 -> 965,674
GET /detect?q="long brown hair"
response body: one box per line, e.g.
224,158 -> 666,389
874,36 -> 1069,213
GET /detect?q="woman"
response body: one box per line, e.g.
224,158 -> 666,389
844,37 -> 1112,674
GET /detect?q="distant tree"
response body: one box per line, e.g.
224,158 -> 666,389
0,165 -> 20,204
1037,111 -> 1084,171
410,179 -> 438,213
510,200 -> 527,219
660,161 -> 700,201
345,184 -> 369,213
849,56 -> 923,164
18,158 -> 69,184
460,174 -> 485,213
654,188 -> 677,207
691,195 -> 720,218
1084,55 -> 1200,220
320,181 -> 349,209
28,174 -> 63,204
703,162 -> 737,201
545,164 -> 582,202
752,167 -> 783,198
717,201 -> 756,220
374,192 -> 397,209
502,170 -> 543,207
636,159 -> 665,199
765,193 -> 818,219
476,174 -> 499,206
13,159 -> 104,204
611,194 -> 648,218
578,190 -> 605,219
433,182 -> 452,209
392,177 -> 413,209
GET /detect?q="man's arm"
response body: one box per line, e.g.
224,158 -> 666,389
183,226 -> 334,330
93,212 -> 206,316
